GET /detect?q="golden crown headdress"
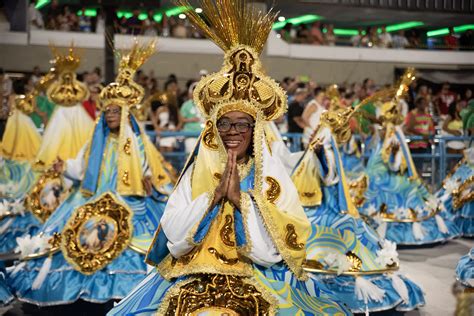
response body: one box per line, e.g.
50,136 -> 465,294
176,0 -> 286,121
47,43 -> 89,106
100,41 -> 156,109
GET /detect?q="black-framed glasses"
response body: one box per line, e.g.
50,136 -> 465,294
216,121 -> 254,133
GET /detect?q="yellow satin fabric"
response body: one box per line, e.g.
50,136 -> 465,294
1,110 -> 41,161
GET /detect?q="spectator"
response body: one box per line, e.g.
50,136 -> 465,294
143,10 -> 158,36
151,94 -> 182,152
459,30 -> 474,51
160,14 -> 170,37
302,87 -> 326,146
82,84 -> 102,120
458,88 -> 473,108
367,27 -> 379,47
417,85 -> 434,116
31,66 -> 41,84
127,9 -> 142,35
78,8 -> 92,33
324,24 -> 336,46
405,97 -> 435,154
180,82 -> 203,152
29,0 -> 44,30
444,27 -> 458,50
0,68 -> 12,98
93,8 -> 105,33
287,88 -> 308,135
57,5 -> 74,31
351,28 -> 363,47
309,21 -> 324,45
435,82 -> 456,116
442,102 -> 465,153
392,30 -> 409,49
360,28 -> 371,47
378,26 -> 392,48
172,18 -> 187,38
406,29 -> 421,48
281,23 -> 295,42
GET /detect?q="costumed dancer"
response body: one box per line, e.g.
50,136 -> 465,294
0,69 -> 56,256
360,69 -> 459,245
437,147 -> 473,236
108,1 -> 350,315
291,85 -> 425,313
33,43 -> 94,169
7,41 -> 172,306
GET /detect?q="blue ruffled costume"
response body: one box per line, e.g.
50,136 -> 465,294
7,114 -> 168,306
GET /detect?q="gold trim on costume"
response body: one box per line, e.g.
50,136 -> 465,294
303,260 -> 400,276
452,175 -> 474,209
264,176 -> 281,204
60,192 -> 133,275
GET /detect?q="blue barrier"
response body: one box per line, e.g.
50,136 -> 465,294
147,130 -> 472,189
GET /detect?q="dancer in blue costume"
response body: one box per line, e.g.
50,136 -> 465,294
109,1 -> 350,315
0,262 -> 13,306
456,248 -> 474,288
359,69 -> 459,245
437,147 -> 474,237
0,69 -> 57,256
7,41 -> 172,306
291,83 -> 424,313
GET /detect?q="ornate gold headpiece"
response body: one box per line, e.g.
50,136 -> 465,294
176,0 -> 286,121
379,68 -> 416,126
100,41 -> 156,109
47,43 -> 89,106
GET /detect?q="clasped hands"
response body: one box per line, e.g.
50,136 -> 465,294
212,150 -> 241,210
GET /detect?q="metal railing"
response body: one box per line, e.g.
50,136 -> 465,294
148,131 -> 472,189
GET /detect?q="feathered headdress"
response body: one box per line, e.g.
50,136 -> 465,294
176,0 -> 286,121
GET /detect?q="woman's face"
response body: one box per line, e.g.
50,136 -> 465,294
217,111 -> 254,161
105,105 -> 121,131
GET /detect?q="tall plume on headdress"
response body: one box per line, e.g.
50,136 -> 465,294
175,0 -> 277,54
100,40 -> 156,109
176,0 -> 286,121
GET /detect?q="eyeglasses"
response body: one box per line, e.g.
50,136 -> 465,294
216,121 -> 254,133
104,108 -> 121,115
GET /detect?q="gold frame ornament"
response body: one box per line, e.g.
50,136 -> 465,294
25,168 -> 68,223
452,175 -> 474,210
61,192 -> 133,275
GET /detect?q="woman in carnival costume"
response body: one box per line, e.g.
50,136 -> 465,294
109,1 -> 350,315
437,147 -> 473,236
360,69 -> 459,245
7,41 -> 172,306
0,69 -> 56,256
291,79 -> 425,313
33,43 -> 94,169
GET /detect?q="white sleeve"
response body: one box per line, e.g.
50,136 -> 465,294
160,165 -> 211,258
64,143 -> 88,181
245,195 -> 281,267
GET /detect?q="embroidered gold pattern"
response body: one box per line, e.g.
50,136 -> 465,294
208,247 -> 239,265
264,176 -> 281,204
60,192 -> 133,274
122,170 -> 130,185
202,120 -> 219,150
123,138 -> 131,154
220,214 -> 235,247
284,224 -> 305,250
164,274 -> 271,316
25,167 -> 69,223
452,175 -> 474,209
346,251 -> 363,272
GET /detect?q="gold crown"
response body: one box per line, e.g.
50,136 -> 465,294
50,43 -> 81,73
100,41 -> 156,109
177,0 -> 286,121
47,43 -> 88,106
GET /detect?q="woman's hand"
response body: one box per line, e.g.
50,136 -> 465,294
212,151 -> 233,207
226,151 -> 241,209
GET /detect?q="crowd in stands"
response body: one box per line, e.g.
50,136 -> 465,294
1,64 -> 472,157
27,1 -> 474,50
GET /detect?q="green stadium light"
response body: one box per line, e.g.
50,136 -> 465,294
77,9 -> 97,17
273,14 -> 323,30
35,0 -> 50,9
333,28 -> 359,36
427,24 -> 474,37
385,21 -> 424,32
